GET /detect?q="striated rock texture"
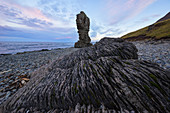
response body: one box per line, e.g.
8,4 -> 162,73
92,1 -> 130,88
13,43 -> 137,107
74,11 -> 92,48
0,38 -> 170,113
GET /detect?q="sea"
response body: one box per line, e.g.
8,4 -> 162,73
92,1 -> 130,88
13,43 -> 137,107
0,41 -> 74,54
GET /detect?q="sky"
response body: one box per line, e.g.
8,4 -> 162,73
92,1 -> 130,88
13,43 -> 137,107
0,0 -> 169,42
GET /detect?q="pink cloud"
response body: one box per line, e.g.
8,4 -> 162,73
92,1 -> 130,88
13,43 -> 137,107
136,14 -> 161,23
0,0 -> 51,23
104,0 -> 156,24
127,0 -> 156,19
56,37 -> 72,39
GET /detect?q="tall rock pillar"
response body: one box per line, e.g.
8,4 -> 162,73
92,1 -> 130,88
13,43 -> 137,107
74,11 -> 92,48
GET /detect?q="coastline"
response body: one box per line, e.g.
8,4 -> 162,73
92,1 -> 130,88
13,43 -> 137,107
0,38 -> 169,112
0,48 -> 65,56
0,47 -> 80,104
0,41 -> 74,55
0,40 -> 169,106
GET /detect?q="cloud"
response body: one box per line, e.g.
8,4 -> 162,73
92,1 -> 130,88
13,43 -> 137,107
9,17 -> 53,28
87,0 -> 156,41
0,36 -> 31,42
0,1 -> 76,42
104,0 -> 157,25
0,0 -> 77,36
0,5 -> 21,17
0,0 -> 50,21
127,0 -> 157,18
0,25 -> 16,32
37,0 -> 81,28
0,4 -> 54,29
151,14 -> 161,18
38,0 -> 78,17
50,27 -> 75,34
90,32 -> 97,37
0,25 -> 77,42
56,36 -> 72,39
0,0 -> 159,42
135,14 -> 161,23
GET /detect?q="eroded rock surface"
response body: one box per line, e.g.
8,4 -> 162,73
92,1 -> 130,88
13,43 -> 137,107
0,38 -> 169,113
74,11 -> 92,48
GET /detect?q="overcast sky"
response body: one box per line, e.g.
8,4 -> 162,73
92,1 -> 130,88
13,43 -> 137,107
0,0 -> 169,42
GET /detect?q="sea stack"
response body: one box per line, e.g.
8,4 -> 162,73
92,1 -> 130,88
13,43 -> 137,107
74,11 -> 92,48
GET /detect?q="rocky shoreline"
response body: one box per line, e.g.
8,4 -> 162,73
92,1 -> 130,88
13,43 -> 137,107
0,39 -> 169,112
0,48 -> 80,105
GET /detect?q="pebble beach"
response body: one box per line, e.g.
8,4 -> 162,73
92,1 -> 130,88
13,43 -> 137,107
0,48 -> 79,104
0,40 -> 169,105
133,40 -> 170,70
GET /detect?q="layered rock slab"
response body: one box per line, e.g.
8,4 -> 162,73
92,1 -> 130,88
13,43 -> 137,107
0,38 -> 169,113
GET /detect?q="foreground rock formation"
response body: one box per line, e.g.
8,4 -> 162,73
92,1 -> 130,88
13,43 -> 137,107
74,11 -> 92,48
0,38 -> 170,113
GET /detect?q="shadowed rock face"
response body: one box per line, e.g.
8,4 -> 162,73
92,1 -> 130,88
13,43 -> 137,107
74,11 -> 92,48
1,38 -> 170,113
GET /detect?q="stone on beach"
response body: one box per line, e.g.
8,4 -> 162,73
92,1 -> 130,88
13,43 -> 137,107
0,38 -> 169,113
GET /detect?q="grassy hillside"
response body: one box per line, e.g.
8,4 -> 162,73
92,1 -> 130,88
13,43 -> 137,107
121,19 -> 170,40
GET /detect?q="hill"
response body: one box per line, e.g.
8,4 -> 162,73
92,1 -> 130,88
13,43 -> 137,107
121,12 -> 170,41
157,12 -> 170,23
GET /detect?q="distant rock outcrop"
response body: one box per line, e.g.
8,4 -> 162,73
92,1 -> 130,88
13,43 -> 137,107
1,37 -> 169,113
74,11 -> 92,48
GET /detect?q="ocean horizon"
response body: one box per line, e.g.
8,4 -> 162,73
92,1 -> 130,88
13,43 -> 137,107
0,41 -> 75,54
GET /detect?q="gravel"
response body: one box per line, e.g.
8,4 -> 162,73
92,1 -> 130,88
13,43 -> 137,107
133,40 -> 170,70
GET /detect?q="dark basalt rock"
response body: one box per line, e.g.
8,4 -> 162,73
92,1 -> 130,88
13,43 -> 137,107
74,11 -> 92,48
0,38 -> 169,113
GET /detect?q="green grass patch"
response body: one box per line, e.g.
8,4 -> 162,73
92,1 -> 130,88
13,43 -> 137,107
121,19 -> 170,40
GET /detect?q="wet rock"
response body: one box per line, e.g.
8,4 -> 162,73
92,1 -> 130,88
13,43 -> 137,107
0,38 -> 169,113
21,80 -> 26,85
0,93 -> 6,98
165,63 -> 170,69
155,58 -> 166,67
5,91 -> 11,99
